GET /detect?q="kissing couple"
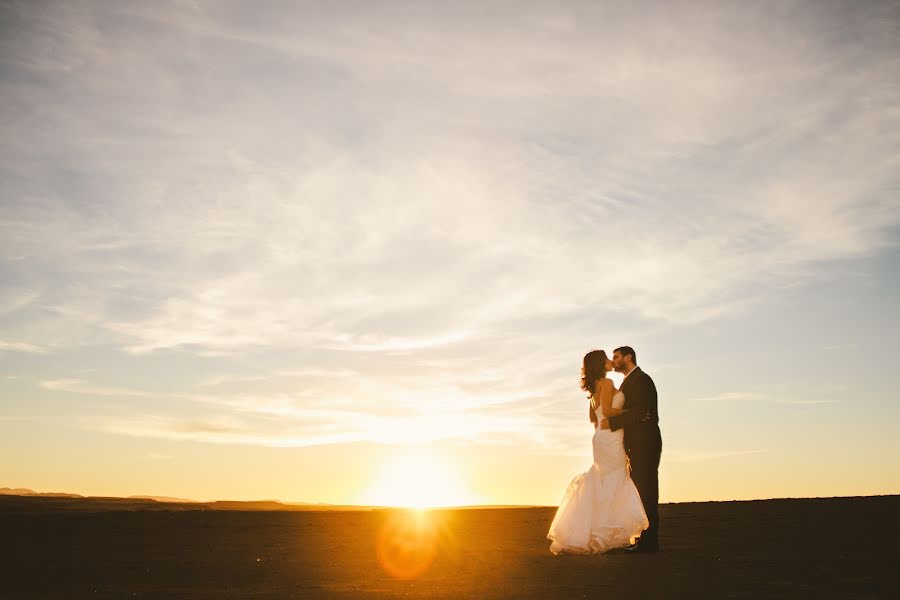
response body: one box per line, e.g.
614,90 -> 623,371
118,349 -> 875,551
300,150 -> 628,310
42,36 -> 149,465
547,346 -> 662,554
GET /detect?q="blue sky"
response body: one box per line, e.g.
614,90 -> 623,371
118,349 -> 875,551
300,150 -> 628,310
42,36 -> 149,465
1,1 -> 899,504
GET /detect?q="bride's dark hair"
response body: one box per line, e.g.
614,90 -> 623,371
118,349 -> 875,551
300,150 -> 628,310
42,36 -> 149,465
581,350 -> 609,397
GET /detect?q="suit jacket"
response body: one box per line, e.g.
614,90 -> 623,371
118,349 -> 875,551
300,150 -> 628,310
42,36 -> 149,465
608,367 -> 661,453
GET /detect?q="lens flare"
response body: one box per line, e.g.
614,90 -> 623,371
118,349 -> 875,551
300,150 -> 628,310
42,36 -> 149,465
376,510 -> 439,580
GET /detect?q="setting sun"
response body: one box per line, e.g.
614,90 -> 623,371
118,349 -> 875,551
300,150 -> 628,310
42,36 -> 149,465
360,451 -> 479,508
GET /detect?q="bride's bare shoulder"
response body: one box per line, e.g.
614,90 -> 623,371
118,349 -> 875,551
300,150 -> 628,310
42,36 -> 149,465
594,377 -> 614,392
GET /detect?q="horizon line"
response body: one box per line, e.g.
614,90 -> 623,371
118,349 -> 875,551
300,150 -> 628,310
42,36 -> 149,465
3,487 -> 899,510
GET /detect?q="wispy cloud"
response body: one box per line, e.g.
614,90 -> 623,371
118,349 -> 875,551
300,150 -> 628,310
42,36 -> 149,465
2,1 -> 898,359
774,399 -> 840,406
82,409 -> 539,449
688,392 -> 764,403
41,379 -> 157,398
46,373 -> 551,448
0,340 -> 46,354
667,449 -> 766,463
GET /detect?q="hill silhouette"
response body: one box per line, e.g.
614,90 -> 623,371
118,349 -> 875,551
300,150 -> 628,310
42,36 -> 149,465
0,487 -> 82,498
0,488 -> 369,513
128,495 -> 199,503
0,487 -> 531,511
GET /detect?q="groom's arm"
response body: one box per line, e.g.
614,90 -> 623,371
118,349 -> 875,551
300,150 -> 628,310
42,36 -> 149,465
607,377 -> 652,431
607,406 -> 641,431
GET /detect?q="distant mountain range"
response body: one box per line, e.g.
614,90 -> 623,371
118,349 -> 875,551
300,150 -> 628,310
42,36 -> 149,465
1,487 -> 203,503
127,495 -> 200,503
0,487 -> 537,511
0,487 -> 353,510
0,487 -> 83,498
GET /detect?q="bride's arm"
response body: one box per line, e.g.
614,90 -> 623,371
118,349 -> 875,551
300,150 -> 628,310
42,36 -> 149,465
597,379 -> 626,417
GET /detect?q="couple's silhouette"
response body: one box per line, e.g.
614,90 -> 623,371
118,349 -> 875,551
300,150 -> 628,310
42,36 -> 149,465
547,346 -> 662,554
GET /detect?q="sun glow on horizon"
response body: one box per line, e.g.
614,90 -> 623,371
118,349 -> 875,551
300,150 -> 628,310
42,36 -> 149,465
360,451 -> 480,509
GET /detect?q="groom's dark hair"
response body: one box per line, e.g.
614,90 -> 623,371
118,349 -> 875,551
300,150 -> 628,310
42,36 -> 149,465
615,346 -> 637,365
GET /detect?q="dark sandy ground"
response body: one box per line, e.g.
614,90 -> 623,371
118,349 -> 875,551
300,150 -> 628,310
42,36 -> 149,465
1,495 -> 898,599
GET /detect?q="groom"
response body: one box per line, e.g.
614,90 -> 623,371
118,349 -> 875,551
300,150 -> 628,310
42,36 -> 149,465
600,346 -> 662,553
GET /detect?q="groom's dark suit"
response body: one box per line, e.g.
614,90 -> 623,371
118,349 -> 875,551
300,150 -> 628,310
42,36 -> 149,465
608,366 -> 662,549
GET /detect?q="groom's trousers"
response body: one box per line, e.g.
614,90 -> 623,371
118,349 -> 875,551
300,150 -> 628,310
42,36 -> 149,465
627,429 -> 662,547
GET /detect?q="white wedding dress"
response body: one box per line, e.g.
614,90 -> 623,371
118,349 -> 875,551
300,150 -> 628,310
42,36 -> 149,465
547,390 -> 649,554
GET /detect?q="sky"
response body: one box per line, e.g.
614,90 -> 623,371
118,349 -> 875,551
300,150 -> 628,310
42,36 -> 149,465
1,0 -> 899,506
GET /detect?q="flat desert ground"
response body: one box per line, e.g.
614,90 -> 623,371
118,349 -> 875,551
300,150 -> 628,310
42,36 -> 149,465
1,495 -> 897,599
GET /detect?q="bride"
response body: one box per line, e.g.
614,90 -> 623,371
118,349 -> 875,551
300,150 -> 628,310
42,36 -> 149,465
547,350 -> 648,554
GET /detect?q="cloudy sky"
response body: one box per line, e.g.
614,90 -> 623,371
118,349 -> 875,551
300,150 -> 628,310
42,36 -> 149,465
1,0 -> 899,505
